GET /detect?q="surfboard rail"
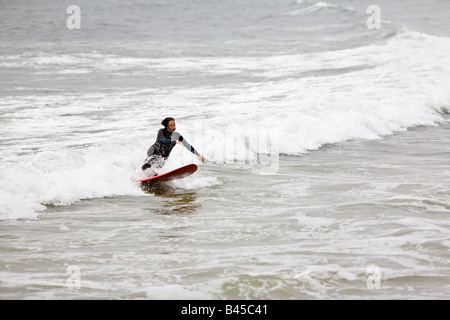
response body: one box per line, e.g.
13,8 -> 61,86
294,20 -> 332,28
139,164 -> 198,183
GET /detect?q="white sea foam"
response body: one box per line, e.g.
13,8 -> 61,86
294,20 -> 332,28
0,143 -> 144,220
283,0 -> 355,16
180,31 -> 450,158
1,31 -> 449,220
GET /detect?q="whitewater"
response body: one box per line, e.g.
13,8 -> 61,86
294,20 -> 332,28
1,30 -> 449,220
1,0 -> 450,299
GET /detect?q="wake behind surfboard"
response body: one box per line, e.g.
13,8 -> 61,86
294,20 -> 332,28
139,164 -> 198,183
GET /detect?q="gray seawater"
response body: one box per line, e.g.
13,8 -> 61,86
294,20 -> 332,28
1,0 -> 450,299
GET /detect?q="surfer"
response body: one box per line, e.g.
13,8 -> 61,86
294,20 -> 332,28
141,117 -> 207,175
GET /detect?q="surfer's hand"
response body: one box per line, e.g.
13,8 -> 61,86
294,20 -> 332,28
199,155 -> 208,164
176,140 -> 183,145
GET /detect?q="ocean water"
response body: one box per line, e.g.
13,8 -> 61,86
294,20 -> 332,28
1,0 -> 449,299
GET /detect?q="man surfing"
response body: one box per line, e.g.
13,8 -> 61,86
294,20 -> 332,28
141,117 -> 207,176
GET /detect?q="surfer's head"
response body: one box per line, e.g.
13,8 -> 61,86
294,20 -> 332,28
162,117 -> 176,132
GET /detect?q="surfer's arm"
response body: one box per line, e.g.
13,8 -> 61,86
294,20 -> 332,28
172,132 -> 208,163
171,132 -> 199,156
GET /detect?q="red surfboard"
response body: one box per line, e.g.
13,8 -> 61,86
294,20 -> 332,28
139,164 -> 198,183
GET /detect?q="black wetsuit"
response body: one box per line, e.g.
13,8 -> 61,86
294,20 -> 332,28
142,128 -> 199,170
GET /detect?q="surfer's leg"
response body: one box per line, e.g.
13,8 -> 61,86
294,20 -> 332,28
142,146 -> 156,171
142,155 -> 166,176
151,156 -> 167,170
